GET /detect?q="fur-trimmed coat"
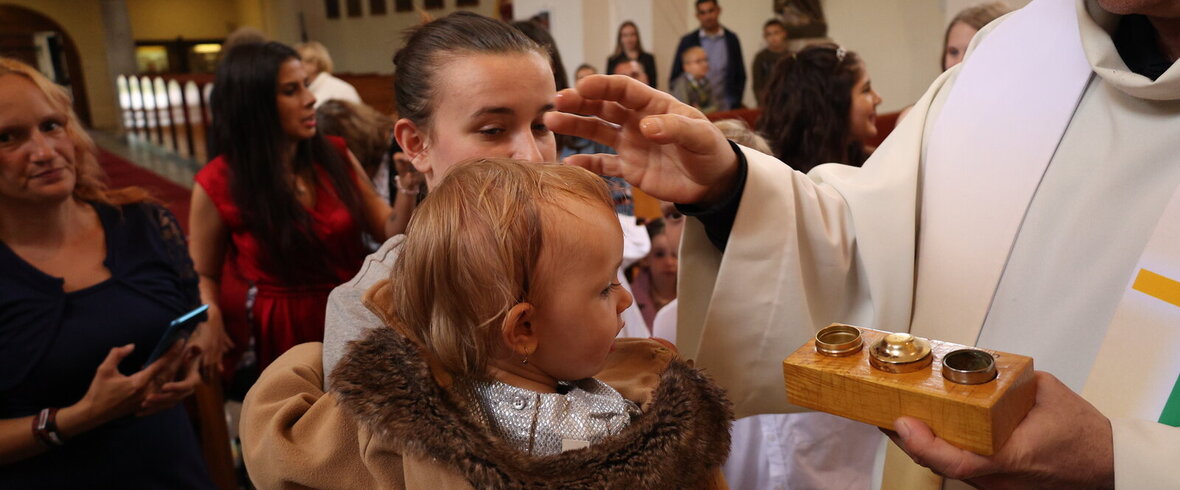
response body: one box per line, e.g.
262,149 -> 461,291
241,282 -> 733,489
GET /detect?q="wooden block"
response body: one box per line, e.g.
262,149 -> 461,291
782,325 -> 1036,455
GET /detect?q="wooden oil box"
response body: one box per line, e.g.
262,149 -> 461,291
782,324 -> 1036,455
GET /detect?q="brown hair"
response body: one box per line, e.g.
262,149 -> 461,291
316,99 -> 393,176
942,2 -> 1010,70
757,44 -> 868,172
0,57 -> 149,206
611,20 -> 647,58
391,158 -> 612,378
392,11 -> 548,132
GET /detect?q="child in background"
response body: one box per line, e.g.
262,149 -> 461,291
753,19 -> 790,106
669,47 -> 718,113
243,158 -> 732,488
574,63 -> 598,81
630,219 -> 678,328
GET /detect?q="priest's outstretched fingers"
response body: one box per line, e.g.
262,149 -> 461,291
546,74 -> 739,206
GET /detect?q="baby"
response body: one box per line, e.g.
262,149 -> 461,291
670,46 -> 719,113
389,158 -> 638,455
244,158 -> 732,486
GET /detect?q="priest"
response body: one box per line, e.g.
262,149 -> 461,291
547,0 -> 1180,487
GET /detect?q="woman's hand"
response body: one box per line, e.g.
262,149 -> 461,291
138,344 -> 203,416
188,303 -> 231,379
69,342 -> 190,428
393,152 -> 424,193
544,74 -> 740,206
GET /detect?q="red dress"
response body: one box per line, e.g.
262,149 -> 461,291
195,136 -> 365,371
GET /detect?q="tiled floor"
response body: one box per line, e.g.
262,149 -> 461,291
91,130 -> 201,189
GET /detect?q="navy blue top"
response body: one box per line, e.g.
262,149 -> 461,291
0,202 -> 215,489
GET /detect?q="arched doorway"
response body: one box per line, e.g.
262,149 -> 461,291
0,4 -> 91,125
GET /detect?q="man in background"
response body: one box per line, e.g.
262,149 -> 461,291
670,0 -> 746,111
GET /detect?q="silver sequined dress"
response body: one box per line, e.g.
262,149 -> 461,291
455,377 -> 640,456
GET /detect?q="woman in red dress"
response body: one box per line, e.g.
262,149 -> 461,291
189,42 -> 394,378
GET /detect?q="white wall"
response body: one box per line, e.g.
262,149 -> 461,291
825,0 -> 945,112
943,0 -> 1030,24
514,0 -> 585,85
297,0 -> 497,74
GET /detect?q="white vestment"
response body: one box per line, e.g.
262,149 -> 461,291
678,0 -> 1180,488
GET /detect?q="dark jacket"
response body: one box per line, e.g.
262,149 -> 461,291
670,27 -> 746,110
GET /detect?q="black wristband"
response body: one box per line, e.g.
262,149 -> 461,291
32,408 -> 65,447
677,140 -> 748,251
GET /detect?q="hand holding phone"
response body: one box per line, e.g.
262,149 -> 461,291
143,305 -> 209,369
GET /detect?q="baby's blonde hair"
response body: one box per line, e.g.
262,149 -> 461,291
392,158 -> 613,378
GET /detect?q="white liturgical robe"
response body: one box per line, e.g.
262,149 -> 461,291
677,0 -> 1180,487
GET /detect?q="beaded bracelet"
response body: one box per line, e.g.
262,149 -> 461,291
395,175 -> 420,196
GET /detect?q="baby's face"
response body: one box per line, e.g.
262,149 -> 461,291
524,197 -> 632,381
683,50 -> 710,78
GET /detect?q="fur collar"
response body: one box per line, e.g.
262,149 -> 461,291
332,326 -> 733,488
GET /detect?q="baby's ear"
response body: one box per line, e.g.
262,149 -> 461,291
500,303 -> 538,357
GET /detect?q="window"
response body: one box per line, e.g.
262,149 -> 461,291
395,0 -> 412,11
457,0 -> 477,5
325,0 -> 340,18
347,0 -> 363,17
370,0 -> 386,14
424,0 -> 443,9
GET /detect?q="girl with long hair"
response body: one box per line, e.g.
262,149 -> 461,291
757,44 -> 882,173
190,41 -> 395,375
607,21 -> 658,87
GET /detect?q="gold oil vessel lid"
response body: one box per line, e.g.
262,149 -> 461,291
814,324 -> 864,357
869,333 -> 933,373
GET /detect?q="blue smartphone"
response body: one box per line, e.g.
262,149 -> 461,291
142,304 -> 209,369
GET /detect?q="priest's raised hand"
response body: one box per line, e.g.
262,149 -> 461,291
545,74 -> 740,207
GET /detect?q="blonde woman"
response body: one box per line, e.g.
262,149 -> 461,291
295,40 -> 361,107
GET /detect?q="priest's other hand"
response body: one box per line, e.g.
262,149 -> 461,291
545,74 -> 739,207
886,371 -> 1114,489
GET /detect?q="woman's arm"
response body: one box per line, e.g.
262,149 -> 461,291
0,343 -> 191,464
385,152 -> 422,237
345,150 -> 396,241
188,186 -> 232,374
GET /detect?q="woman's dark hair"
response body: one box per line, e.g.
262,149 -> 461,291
393,11 -> 549,131
611,21 -> 646,58
210,41 -> 366,283
756,43 -> 867,173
